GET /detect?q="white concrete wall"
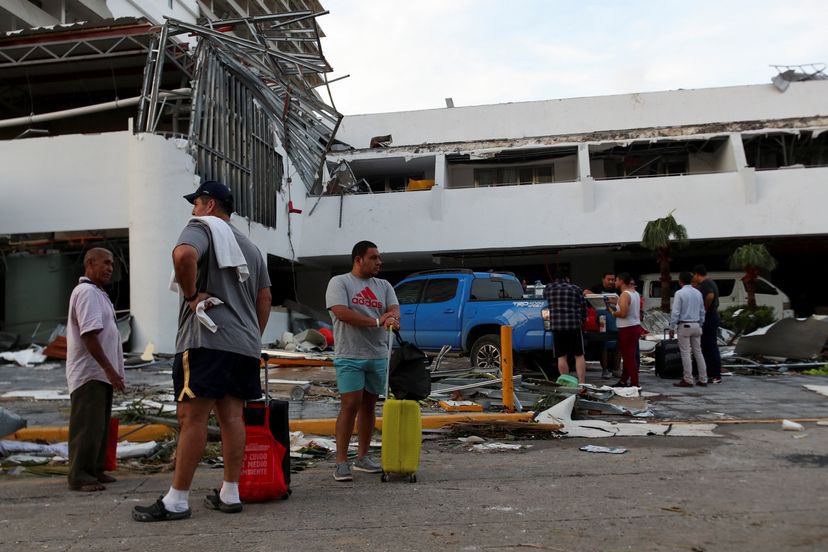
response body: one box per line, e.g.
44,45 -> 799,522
108,0 -> 199,24
337,81 -> 828,148
3,131 -> 310,353
298,167 -> 828,259
0,133 -> 131,234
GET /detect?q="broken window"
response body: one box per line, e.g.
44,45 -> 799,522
590,137 -> 731,179
447,147 -> 577,189
327,156 -> 434,195
742,130 -> 828,170
474,165 -> 555,186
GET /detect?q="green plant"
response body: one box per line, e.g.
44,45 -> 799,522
720,304 -> 776,337
729,244 -> 778,308
641,210 -> 688,312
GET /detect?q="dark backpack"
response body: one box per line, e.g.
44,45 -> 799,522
388,330 -> 432,401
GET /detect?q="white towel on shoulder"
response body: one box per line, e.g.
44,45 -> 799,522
169,216 -> 249,293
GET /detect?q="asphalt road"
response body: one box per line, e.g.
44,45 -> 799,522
2,357 -> 828,551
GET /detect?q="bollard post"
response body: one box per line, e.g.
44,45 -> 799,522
501,325 -> 514,412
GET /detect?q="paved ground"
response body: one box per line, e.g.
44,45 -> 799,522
2,357 -> 828,551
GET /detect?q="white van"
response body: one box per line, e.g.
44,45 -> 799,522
639,271 -> 793,320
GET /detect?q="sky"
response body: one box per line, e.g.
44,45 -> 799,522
319,0 -> 828,115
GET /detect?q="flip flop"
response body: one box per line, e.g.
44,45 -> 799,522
70,482 -> 106,492
97,474 -> 117,483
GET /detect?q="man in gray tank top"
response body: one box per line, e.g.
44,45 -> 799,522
326,240 -> 400,482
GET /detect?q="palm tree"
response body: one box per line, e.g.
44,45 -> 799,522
641,210 -> 689,312
729,244 -> 778,308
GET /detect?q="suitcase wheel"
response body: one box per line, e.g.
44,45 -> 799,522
381,472 -> 389,482
408,474 -> 417,483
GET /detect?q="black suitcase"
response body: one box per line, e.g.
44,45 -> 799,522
654,332 -> 696,379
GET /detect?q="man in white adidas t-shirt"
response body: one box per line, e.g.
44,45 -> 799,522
325,240 -> 399,482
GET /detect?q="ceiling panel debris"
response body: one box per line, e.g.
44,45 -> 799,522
137,11 -> 342,198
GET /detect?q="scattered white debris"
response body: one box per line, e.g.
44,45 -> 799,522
458,436 -> 486,444
471,442 -> 530,452
535,395 -> 720,438
0,346 -> 47,367
781,419 -> 805,431
1,390 -> 70,400
802,385 -> 828,398
579,445 -> 628,454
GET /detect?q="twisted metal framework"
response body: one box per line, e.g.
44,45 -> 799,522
137,11 -> 342,226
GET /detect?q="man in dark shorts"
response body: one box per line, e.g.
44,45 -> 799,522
134,181 -> 271,521
693,264 -> 722,384
544,270 -> 588,383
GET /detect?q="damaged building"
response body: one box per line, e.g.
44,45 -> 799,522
1,1 -> 828,354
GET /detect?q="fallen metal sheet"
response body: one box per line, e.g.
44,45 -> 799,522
430,376 -> 521,396
735,316 -> 828,359
803,384 -> 828,398
117,441 -> 158,459
535,395 -> 719,438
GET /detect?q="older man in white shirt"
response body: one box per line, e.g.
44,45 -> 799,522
670,271 -> 708,387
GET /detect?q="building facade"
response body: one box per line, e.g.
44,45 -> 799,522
2,2 -> 827,352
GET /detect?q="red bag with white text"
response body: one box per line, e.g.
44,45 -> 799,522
238,403 -> 289,502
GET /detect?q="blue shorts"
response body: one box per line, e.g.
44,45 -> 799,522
334,358 -> 386,395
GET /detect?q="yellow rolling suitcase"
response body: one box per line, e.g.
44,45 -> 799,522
380,398 -> 421,482
380,327 -> 422,483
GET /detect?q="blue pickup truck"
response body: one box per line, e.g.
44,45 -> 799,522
394,269 -> 553,369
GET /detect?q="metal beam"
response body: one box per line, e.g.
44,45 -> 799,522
0,0 -> 60,27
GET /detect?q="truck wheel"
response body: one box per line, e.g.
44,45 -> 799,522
470,335 -> 501,370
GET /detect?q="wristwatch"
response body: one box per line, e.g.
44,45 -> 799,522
184,291 -> 199,302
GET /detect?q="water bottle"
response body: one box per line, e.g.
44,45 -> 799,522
599,315 -> 606,332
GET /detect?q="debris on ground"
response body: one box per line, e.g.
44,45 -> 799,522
0,407 -> 26,435
0,345 -> 47,367
734,316 -> 828,359
580,445 -> 628,454
802,385 -> 828,398
535,395 -> 719,438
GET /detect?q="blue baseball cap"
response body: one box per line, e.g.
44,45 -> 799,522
183,180 -> 234,212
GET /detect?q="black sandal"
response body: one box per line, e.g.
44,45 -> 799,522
132,497 -> 192,522
204,489 -> 243,513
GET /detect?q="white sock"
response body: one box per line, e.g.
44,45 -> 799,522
161,487 -> 190,513
220,481 -> 240,505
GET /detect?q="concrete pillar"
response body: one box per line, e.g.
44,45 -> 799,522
728,133 -> 758,204
127,132 -> 196,353
578,143 -> 595,212
430,153 -> 446,221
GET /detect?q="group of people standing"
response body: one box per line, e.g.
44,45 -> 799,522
66,179 -> 400,519
542,266 -> 722,389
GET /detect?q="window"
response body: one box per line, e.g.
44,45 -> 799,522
752,279 -> 778,295
713,279 -> 735,296
470,278 -> 525,301
474,166 -> 555,187
648,280 -> 680,298
422,279 -> 458,304
395,281 -> 425,304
